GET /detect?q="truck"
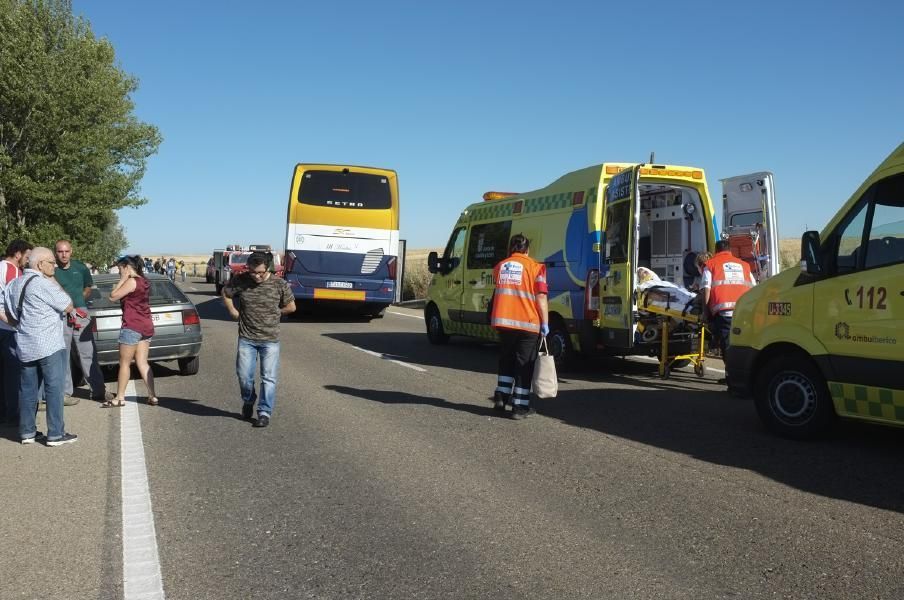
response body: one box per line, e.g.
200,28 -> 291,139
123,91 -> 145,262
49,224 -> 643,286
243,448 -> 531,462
212,244 -> 243,294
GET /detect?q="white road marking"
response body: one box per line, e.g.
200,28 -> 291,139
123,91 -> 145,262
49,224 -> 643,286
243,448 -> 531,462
121,380 -> 166,599
387,310 -> 424,320
351,344 -> 427,372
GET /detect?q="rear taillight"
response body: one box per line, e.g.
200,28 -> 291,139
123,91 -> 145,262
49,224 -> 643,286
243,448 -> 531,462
584,269 -> 600,320
182,309 -> 200,327
387,256 -> 398,280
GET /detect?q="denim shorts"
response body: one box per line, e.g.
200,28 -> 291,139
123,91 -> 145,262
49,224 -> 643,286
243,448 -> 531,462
119,328 -> 152,345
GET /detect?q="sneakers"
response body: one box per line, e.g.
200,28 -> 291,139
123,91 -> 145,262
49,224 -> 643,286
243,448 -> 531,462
46,432 -> 78,447
241,403 -> 254,421
511,406 -> 537,420
21,431 -> 46,445
253,414 -> 270,428
63,395 -> 80,406
492,391 -> 509,412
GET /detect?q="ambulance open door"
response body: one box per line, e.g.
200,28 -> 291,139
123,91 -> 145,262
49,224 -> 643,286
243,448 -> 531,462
600,166 -> 642,350
720,172 -> 779,281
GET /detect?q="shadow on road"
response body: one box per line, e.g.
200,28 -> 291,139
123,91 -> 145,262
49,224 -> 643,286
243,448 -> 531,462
324,384 -> 508,419
153,396 -> 245,421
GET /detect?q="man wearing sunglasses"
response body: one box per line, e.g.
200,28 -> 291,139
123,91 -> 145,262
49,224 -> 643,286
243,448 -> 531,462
222,252 -> 296,428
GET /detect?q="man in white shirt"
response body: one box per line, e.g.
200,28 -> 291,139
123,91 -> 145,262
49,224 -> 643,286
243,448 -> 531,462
0,239 -> 32,425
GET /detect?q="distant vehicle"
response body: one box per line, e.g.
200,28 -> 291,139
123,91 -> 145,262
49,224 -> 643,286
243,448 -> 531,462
87,273 -> 202,375
212,245 -> 244,294
283,164 -> 400,318
205,257 -> 215,283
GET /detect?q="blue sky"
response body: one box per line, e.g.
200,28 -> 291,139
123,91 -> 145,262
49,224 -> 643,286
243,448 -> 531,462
74,0 -> 904,255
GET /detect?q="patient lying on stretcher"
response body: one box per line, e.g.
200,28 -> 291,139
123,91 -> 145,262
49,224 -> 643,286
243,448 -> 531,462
634,267 -> 703,342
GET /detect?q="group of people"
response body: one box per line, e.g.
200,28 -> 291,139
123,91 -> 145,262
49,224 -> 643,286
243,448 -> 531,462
145,257 -> 184,282
489,236 -> 755,420
0,239 -> 159,446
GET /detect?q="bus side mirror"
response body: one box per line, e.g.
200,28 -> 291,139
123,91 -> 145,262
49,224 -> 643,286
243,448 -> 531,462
801,231 -> 823,275
427,252 -> 440,274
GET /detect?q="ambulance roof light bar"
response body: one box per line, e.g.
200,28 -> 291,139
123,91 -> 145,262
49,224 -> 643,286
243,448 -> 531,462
483,191 -> 519,202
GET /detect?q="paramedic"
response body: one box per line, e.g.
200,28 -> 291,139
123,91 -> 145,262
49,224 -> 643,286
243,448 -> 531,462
490,234 -> 549,420
702,240 -> 755,356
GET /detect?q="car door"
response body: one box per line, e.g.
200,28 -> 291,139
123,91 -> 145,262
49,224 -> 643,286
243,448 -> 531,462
462,220 -> 512,337
600,166 -> 640,350
721,172 -> 780,281
434,226 -> 468,328
812,172 -> 904,420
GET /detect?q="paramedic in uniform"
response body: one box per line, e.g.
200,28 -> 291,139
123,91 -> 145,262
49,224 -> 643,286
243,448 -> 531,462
702,240 -> 756,357
490,234 -> 549,420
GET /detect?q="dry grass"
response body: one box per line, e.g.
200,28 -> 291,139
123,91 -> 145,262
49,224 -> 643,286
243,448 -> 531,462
779,239 -> 799,271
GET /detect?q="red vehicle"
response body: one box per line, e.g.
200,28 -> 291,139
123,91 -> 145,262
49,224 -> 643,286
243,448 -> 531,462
213,244 -> 244,294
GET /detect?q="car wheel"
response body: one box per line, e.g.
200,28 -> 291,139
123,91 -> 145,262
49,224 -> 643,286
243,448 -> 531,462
546,316 -> 575,371
178,356 -> 200,376
754,354 -> 835,439
425,304 -> 449,345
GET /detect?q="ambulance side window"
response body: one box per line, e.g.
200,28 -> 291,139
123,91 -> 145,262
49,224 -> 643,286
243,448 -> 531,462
443,227 -> 466,271
834,199 -> 868,274
467,221 -> 512,270
833,173 -> 904,273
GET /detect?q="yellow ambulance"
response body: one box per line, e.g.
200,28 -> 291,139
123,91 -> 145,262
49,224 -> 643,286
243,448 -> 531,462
726,142 -> 904,438
425,162 -> 778,367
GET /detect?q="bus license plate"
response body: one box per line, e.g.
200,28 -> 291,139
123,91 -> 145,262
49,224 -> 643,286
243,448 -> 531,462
326,281 -> 353,289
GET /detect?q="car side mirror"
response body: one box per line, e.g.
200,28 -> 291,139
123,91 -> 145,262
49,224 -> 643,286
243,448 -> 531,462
427,252 -> 440,274
801,230 -> 823,275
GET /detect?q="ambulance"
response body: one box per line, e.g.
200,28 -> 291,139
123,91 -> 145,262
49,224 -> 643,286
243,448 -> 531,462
726,142 -> 904,438
425,162 -> 778,367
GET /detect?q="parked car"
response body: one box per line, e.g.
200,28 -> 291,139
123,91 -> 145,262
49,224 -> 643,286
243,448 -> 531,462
87,274 -> 203,375
205,257 -> 215,283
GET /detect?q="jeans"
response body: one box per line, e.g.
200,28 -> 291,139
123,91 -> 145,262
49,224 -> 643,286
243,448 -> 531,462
236,337 -> 280,417
20,348 -> 67,441
0,330 -> 21,423
62,322 -> 105,398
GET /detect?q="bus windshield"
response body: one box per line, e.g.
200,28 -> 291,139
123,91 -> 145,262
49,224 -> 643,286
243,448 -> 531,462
298,171 -> 392,210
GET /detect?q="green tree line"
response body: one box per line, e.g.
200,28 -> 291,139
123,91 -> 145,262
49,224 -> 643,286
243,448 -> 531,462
0,0 -> 160,266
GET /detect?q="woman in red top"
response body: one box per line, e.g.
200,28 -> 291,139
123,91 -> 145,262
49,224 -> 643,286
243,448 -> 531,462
107,256 -> 158,406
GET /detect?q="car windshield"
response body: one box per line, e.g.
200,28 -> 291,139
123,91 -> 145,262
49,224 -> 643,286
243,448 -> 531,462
229,254 -> 249,265
88,278 -> 191,310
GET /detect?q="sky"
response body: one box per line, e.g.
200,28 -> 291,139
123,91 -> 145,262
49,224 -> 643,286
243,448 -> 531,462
73,0 -> 904,255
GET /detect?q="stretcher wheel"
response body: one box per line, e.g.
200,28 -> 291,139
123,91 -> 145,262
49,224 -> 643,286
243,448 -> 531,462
660,366 -> 671,380
694,363 -> 706,378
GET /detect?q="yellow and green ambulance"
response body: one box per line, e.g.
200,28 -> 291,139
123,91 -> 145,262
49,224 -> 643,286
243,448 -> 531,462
726,142 -> 904,438
425,162 -> 778,367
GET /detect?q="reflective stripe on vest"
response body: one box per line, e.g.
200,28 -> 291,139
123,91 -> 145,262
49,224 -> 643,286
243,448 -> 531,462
491,317 -> 541,332
711,279 -> 754,288
495,287 -> 537,301
710,301 -> 737,313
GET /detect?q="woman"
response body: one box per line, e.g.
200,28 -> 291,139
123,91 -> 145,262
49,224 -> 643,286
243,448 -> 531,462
106,255 -> 158,406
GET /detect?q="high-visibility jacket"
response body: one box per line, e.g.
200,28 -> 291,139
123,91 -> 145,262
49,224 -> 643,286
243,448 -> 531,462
704,250 -> 755,315
490,253 -> 548,333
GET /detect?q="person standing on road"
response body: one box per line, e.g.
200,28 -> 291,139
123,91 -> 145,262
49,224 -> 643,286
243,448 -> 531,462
1,247 -> 79,445
701,240 -> 756,357
490,234 -> 549,420
107,256 -> 158,407
222,252 -> 295,428
53,240 -> 111,404
0,240 -> 33,425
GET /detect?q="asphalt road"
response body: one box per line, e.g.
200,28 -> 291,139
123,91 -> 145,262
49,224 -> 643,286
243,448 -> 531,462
2,278 -> 903,599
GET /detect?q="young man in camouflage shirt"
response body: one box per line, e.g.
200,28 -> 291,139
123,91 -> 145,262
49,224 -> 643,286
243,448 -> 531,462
222,253 -> 296,427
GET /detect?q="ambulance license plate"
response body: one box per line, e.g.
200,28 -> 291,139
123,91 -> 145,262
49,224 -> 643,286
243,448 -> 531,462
326,281 -> 353,289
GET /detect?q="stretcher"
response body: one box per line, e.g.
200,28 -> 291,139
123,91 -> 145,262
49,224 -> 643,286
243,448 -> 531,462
636,284 -> 708,379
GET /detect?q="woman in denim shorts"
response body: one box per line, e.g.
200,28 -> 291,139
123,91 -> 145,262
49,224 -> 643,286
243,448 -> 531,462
106,256 -> 158,406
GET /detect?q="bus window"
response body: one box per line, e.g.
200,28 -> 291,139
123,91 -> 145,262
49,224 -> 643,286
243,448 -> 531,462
298,171 -> 392,209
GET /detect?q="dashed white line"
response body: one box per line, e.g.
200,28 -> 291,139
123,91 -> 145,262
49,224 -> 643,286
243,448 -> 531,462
121,380 -> 166,600
351,345 -> 427,372
387,310 -> 424,320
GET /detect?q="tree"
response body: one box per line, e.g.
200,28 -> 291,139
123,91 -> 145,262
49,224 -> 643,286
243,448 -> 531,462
0,0 -> 161,264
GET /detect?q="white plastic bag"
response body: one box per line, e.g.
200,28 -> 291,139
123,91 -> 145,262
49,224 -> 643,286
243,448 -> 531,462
532,337 -> 558,399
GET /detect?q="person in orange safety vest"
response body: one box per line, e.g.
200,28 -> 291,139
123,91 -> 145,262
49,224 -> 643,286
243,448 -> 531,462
490,234 -> 549,420
702,240 -> 756,357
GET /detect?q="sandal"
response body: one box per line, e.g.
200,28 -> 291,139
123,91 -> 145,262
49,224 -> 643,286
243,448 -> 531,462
147,397 -> 159,406
101,399 -> 125,408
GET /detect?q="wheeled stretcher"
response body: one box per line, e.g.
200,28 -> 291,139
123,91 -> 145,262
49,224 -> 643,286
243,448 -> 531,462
636,283 -> 708,379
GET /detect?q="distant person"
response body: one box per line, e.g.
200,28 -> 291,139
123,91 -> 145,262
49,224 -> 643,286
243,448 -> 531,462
166,257 -> 176,281
108,264 -> 120,274
702,240 -> 756,357
107,256 -> 158,407
222,252 -> 296,428
178,259 -> 186,282
54,240 -> 111,404
0,239 -> 33,425
489,234 -> 549,420
1,247 -> 79,445
153,259 -> 162,275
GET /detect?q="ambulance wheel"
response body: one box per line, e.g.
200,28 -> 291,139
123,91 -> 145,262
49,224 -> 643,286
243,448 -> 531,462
425,305 -> 449,345
546,317 -> 574,370
672,359 -> 691,369
694,362 -> 706,378
754,355 -> 835,439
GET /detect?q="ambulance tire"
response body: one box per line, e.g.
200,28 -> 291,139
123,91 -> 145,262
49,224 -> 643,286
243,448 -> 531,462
754,354 -> 836,439
425,305 -> 449,345
546,317 -> 575,371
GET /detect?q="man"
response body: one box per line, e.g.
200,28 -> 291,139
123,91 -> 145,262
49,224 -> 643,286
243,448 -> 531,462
1,247 -> 78,445
0,240 -> 33,424
701,240 -> 756,357
490,234 -> 549,420
222,252 -> 295,428
53,240 -> 109,403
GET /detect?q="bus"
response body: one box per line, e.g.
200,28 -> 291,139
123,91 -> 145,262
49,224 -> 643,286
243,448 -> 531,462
283,164 -> 400,317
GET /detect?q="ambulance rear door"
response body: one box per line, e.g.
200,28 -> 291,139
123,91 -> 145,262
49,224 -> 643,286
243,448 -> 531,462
721,172 -> 780,281
600,166 -> 641,350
